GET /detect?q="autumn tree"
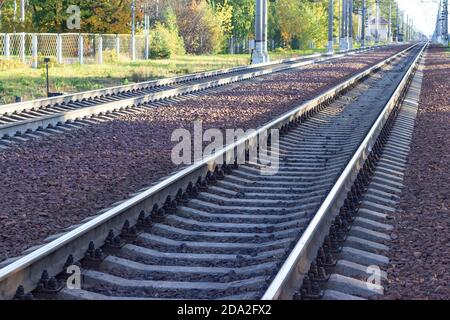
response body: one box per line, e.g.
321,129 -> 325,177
83,0 -> 144,34
172,0 -> 224,54
0,0 -> 143,33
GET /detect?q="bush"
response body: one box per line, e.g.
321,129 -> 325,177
274,47 -> 288,54
103,49 -> 118,63
0,58 -> 26,71
173,0 -> 224,55
149,22 -> 185,59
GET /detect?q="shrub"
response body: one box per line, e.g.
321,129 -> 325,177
173,0 -> 224,55
0,58 -> 26,71
149,22 -> 185,59
274,47 -> 288,54
103,49 -> 118,63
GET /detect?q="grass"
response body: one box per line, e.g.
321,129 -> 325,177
269,48 -> 326,60
0,49 -> 323,105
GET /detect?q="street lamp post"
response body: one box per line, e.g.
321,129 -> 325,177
44,57 -> 50,97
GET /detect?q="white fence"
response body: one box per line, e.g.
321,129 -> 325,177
0,33 -> 150,67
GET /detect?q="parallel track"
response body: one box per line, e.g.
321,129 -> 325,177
0,43 -> 426,300
319,54 -> 424,300
0,46 -> 389,148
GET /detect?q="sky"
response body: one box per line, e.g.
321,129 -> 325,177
397,0 -> 443,36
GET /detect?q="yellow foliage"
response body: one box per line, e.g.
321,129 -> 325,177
215,0 -> 234,38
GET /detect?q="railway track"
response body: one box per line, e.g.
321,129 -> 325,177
318,57 -> 424,300
0,46 -> 387,149
0,43 -> 426,300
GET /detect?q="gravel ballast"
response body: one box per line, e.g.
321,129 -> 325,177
384,46 -> 450,300
0,46 -> 409,263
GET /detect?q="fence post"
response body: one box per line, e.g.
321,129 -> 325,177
56,34 -> 63,64
20,32 -> 26,63
115,35 -> 120,61
98,36 -> 103,64
131,34 -> 136,61
4,33 -> 10,60
78,34 -> 84,64
145,33 -> 149,59
32,34 -> 38,69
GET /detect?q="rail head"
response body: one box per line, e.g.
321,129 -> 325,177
0,43 -> 417,300
262,43 -> 427,300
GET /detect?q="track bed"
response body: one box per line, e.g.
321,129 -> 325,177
44,46 -> 422,300
383,46 -> 450,300
0,46 -> 409,264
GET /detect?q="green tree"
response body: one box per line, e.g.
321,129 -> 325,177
149,6 -> 185,58
211,0 -> 254,39
273,0 -> 327,49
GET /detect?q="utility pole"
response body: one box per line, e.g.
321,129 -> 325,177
340,0 -> 348,50
375,0 -> 380,44
131,0 -> 136,36
348,0 -> 353,49
143,2 -> 150,60
262,0 -> 268,61
395,1 -> 399,42
436,0 -> 442,43
406,15 -> 411,42
338,0 -> 341,40
20,0 -> 25,23
402,12 -> 407,42
442,0 -> 449,46
411,21 -> 414,42
328,0 -> 334,53
388,0 -> 392,42
131,0 -> 136,61
405,15 -> 408,42
252,0 -> 269,64
362,0 -> 366,47
410,16 -> 412,42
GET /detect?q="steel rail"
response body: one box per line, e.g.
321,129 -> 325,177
0,43 -> 418,300
0,46 -> 384,116
262,43 -> 427,300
